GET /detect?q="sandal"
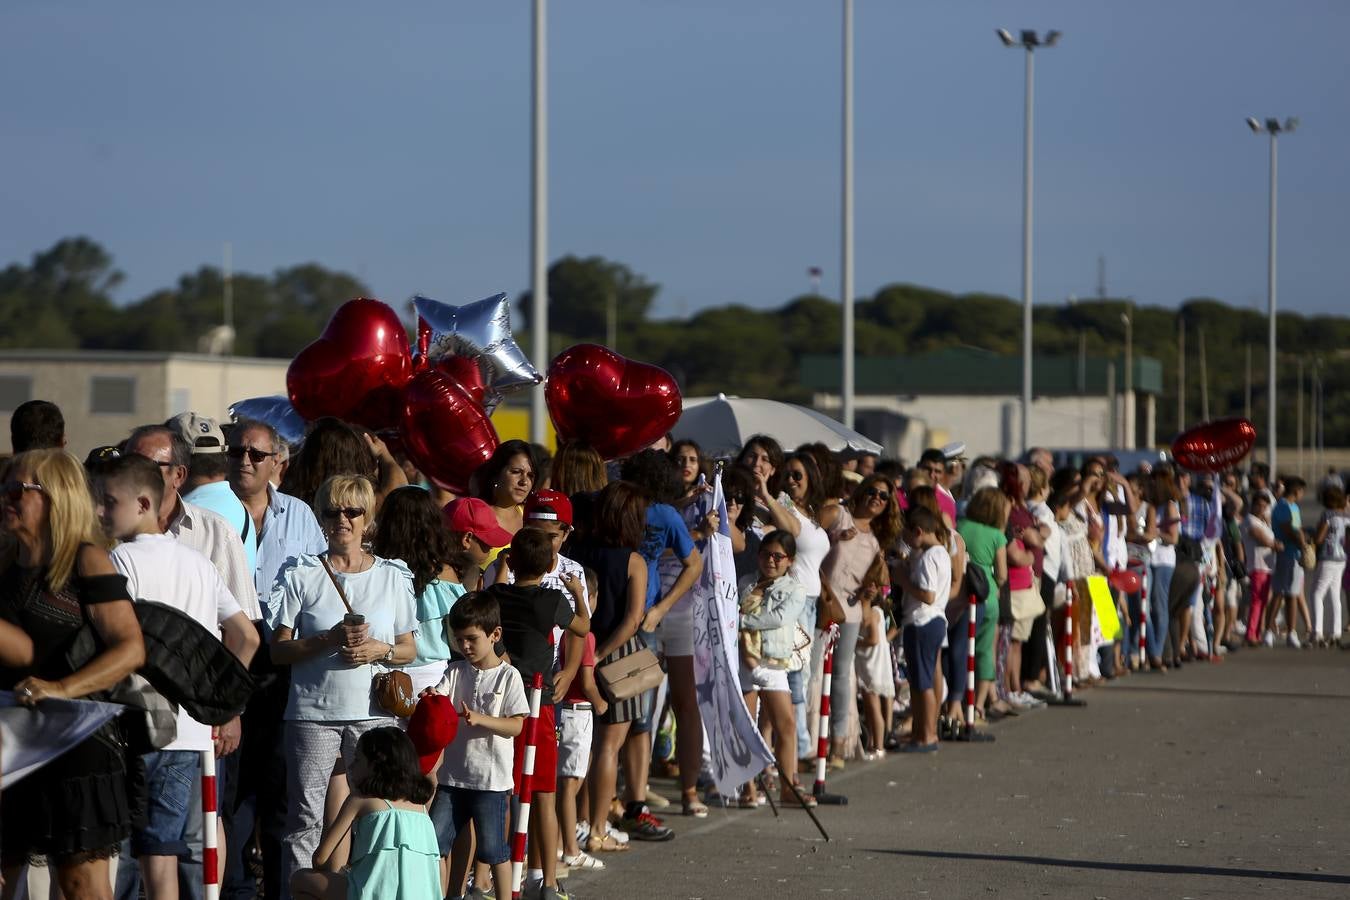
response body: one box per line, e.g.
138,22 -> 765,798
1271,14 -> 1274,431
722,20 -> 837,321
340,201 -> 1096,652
682,795 -> 709,818
736,793 -> 759,809
780,789 -> 818,808
586,832 -> 630,853
562,851 -> 606,871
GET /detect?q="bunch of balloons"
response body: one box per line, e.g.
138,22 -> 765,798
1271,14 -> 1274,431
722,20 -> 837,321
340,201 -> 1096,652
235,294 -> 683,493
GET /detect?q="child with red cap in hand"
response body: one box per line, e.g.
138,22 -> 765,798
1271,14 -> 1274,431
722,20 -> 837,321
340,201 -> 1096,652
488,528 -> 590,900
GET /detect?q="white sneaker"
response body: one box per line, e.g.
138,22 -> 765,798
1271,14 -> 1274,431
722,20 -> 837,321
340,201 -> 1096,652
606,823 -> 630,844
1215,644 -> 1229,656
1262,630 -> 1276,647
1288,633 -> 1302,649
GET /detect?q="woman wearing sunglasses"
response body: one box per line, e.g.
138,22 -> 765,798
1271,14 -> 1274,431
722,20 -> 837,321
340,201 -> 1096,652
817,474 -> 899,766
0,450 -> 145,899
267,474 -> 418,887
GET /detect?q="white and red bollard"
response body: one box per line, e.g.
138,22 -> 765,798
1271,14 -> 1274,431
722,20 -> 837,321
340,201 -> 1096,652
1049,581 -> 1086,707
510,671 -> 545,899
1138,568 -> 1148,668
812,625 -> 847,804
202,745 -> 219,900
964,589 -> 977,732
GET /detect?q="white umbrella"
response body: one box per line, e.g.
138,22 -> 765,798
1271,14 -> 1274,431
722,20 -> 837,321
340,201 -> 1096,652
675,394 -> 883,458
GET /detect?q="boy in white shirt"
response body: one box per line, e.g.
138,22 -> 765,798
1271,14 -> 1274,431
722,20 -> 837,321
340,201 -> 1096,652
893,507 -> 951,752
96,454 -> 259,900
429,592 -> 529,900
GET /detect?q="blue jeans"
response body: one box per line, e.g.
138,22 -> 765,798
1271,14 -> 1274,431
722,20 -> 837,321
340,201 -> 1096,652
943,602 -> 970,701
133,749 -> 198,858
1148,564 -> 1172,661
429,785 -> 510,864
793,597 -> 819,758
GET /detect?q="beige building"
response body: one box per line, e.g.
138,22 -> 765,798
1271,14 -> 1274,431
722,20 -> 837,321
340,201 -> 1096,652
0,350 -> 290,457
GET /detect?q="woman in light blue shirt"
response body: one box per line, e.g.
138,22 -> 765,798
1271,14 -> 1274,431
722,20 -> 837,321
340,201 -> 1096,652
371,486 -> 469,695
268,474 -> 418,888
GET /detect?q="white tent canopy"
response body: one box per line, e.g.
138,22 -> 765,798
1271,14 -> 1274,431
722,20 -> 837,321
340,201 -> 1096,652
675,394 -> 883,458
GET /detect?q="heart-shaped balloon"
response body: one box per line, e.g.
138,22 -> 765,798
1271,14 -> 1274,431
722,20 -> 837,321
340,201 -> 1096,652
1171,417 -> 1257,472
545,344 -> 682,459
1108,568 -> 1142,595
400,367 -> 500,494
287,298 -> 413,431
432,355 -> 488,408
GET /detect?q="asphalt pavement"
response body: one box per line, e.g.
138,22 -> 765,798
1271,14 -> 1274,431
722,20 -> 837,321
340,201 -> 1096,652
564,646 -> 1350,900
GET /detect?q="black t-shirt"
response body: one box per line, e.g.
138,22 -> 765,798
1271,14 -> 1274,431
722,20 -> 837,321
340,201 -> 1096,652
567,540 -> 634,649
488,582 -> 575,684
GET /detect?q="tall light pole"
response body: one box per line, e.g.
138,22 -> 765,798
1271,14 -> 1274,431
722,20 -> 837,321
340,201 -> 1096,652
1247,116 -> 1297,473
529,0 -> 549,444
1120,309 -> 1132,449
998,28 -> 1061,456
840,0 -> 855,429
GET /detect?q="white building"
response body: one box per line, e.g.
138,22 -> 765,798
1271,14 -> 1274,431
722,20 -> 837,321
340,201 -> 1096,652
0,350 -> 289,457
801,347 -> 1163,460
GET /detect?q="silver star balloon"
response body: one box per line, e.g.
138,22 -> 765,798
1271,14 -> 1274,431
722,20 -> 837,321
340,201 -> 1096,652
414,293 -> 542,410
230,395 -> 308,448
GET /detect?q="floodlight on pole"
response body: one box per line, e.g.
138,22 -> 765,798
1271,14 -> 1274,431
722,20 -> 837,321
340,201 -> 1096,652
1247,115 -> 1298,474
997,28 -> 1060,456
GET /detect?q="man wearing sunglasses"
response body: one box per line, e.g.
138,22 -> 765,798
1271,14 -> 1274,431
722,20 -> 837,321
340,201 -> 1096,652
223,418 -> 327,900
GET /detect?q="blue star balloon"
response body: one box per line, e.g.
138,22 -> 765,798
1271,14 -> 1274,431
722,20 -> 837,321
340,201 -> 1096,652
414,293 -> 542,411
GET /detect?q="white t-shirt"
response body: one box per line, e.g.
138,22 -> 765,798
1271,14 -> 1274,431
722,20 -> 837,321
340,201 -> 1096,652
1029,500 -> 1059,583
783,498 -> 830,598
1150,501 -> 1179,568
485,552 -> 590,669
1243,515 -> 1276,573
433,658 -> 529,792
168,499 -> 261,621
112,533 -> 242,753
902,544 -> 951,628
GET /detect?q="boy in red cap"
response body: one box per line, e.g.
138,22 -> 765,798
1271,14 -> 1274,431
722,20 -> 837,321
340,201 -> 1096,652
487,528 -> 590,900
443,497 -> 513,590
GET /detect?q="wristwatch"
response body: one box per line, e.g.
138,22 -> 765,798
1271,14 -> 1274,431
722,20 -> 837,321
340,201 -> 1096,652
381,645 -> 395,664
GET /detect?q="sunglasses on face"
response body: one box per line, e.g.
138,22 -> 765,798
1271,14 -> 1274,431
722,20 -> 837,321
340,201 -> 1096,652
759,550 -> 790,563
0,481 -> 43,505
321,507 -> 366,521
863,487 -> 890,502
785,470 -> 806,482
228,446 -> 278,464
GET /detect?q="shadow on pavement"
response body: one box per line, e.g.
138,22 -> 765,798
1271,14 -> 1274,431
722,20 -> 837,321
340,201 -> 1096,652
1104,684 -> 1350,701
866,849 -> 1350,885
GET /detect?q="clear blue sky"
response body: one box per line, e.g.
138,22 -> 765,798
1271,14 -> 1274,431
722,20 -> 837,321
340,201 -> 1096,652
4,1 -> 1348,319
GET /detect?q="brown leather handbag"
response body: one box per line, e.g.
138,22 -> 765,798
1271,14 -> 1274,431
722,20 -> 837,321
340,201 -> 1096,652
320,557 -> 416,718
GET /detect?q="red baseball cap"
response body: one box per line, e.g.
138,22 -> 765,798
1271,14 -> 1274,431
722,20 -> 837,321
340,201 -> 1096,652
442,497 -> 514,547
407,694 -> 458,774
523,489 -> 573,527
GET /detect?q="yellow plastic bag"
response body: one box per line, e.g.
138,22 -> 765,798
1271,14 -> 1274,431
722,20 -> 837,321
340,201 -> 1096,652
1086,575 -> 1122,642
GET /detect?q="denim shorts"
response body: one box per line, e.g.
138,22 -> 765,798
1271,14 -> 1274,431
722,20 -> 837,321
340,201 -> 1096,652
902,619 -> 946,693
429,785 -> 510,864
131,749 -> 200,858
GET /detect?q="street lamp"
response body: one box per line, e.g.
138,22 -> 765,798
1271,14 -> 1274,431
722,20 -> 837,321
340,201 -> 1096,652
1247,116 -> 1297,474
1120,309 -> 1132,449
997,28 -> 1061,456
529,0 -> 549,444
841,0 -> 855,429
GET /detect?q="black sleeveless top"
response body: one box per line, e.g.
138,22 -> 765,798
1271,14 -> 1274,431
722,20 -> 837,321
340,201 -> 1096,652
0,561 -> 131,689
566,541 -> 634,647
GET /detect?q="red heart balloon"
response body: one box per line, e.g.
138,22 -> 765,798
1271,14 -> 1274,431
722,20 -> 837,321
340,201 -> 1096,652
288,298 -> 413,430
1171,417 -> 1257,472
433,355 -> 488,408
545,344 -> 682,459
400,368 -> 499,494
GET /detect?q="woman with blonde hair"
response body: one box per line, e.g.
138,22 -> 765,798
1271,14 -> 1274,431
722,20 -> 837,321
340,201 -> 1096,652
269,474 -> 419,888
0,449 -> 146,899
957,486 -> 1010,718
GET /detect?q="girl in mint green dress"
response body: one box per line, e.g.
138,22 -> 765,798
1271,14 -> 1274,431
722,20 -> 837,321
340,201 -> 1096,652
291,727 -> 442,900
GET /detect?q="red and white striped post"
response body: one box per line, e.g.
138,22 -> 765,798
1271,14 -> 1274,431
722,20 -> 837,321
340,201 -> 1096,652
964,588 -> 977,731
202,745 -> 219,900
1062,582 -> 1076,700
813,625 -> 838,797
1138,569 -> 1148,668
510,671 -> 545,899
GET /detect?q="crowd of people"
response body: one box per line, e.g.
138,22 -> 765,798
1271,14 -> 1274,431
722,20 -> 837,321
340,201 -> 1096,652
0,396 -> 1346,900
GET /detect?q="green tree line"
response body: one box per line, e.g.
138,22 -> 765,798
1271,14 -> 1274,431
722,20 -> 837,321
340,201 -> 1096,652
3,238 -> 1347,445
